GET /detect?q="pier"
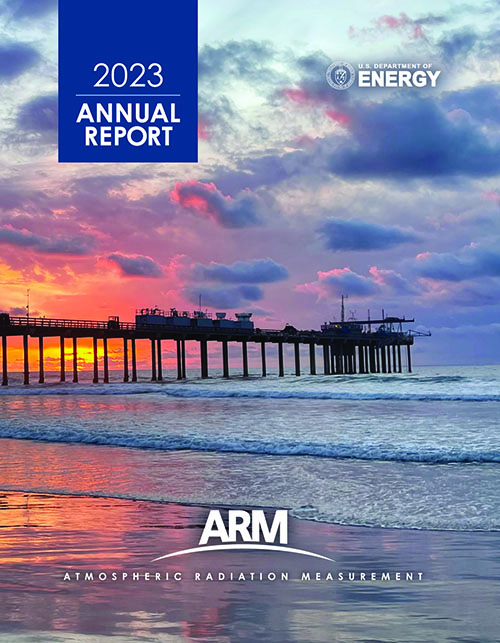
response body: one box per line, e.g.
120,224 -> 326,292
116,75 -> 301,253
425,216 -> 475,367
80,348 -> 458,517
0,310 -> 428,385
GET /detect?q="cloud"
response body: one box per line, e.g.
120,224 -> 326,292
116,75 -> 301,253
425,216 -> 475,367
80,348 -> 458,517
199,40 -> 278,86
17,94 -> 58,141
437,29 -> 478,61
170,181 -> 263,227
297,268 -> 379,299
0,42 -> 40,80
0,226 -> 95,255
182,284 -> 264,309
107,253 -> 163,278
413,244 -> 500,281
330,98 -> 500,179
193,258 -> 288,283
369,266 -> 418,294
1,0 -> 57,19
442,84 -> 500,124
318,219 -> 419,251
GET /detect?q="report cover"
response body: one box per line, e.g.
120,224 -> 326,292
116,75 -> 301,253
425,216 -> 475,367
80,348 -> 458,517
0,1 -> 498,641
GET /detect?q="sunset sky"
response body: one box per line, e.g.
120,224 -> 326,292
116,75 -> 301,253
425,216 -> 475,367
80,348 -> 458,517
1,0 -> 500,366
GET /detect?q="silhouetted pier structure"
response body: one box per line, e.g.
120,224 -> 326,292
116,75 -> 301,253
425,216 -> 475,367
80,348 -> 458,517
0,310 -> 427,386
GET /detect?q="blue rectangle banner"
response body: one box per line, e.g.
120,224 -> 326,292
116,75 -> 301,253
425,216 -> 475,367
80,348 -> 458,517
58,0 -> 198,163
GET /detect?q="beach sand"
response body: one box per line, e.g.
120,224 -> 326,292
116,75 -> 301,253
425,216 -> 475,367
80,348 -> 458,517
0,490 -> 498,642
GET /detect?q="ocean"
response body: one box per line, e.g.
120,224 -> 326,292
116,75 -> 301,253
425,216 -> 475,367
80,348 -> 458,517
0,364 -> 499,532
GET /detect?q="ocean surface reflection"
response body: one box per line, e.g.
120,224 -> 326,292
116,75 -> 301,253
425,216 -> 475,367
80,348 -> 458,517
0,491 -> 498,642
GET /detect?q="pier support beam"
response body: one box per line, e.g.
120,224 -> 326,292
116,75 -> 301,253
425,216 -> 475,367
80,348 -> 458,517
157,339 -> 163,382
151,339 -> 157,381
393,345 -> 397,375
381,344 -> 387,373
1,335 -> 7,386
38,337 -> 44,384
323,345 -> 330,375
242,341 -> 248,377
376,347 -> 380,373
369,345 -> 376,373
72,337 -> 78,383
23,334 -> 29,385
103,337 -> 109,383
176,339 -> 183,380
407,344 -> 412,373
294,343 -> 300,376
358,344 -> 364,374
278,342 -> 284,377
93,337 -> 99,383
222,340 -> 229,378
261,342 -> 267,377
397,344 -> 402,374
200,339 -> 208,379
131,339 -> 137,382
352,346 -> 357,374
387,345 -> 391,374
123,338 -> 129,383
181,340 -> 186,379
59,337 -> 65,382
309,344 -> 316,375
330,345 -> 336,375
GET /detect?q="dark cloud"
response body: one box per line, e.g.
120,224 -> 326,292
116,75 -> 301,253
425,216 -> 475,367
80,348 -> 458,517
0,226 -> 95,255
0,42 -> 40,80
319,219 -> 419,251
437,29 -> 478,61
1,0 -> 57,19
442,84 -> 500,124
183,285 -> 264,309
330,98 -> 500,179
107,253 -> 163,278
17,94 -> 58,142
170,181 -> 263,228
193,258 -> 288,283
414,244 -> 500,281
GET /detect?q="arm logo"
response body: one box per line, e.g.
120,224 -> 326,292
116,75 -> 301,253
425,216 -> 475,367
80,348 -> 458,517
151,509 -> 334,562
326,61 -> 355,90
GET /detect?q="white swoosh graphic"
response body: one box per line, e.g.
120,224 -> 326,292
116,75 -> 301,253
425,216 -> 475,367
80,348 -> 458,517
151,544 -> 335,562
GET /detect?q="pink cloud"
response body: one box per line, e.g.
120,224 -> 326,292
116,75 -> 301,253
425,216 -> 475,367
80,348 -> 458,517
325,109 -> 350,126
170,181 -> 262,228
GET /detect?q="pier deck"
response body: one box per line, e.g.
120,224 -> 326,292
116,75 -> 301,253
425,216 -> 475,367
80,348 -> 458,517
0,314 -> 422,385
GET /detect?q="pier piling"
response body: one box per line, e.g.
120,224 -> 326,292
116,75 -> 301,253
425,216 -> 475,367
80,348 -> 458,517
131,338 -> 137,382
294,343 -> 300,376
261,342 -> 267,377
309,343 -> 316,375
278,342 -> 284,377
103,337 -> 109,383
23,334 -> 29,385
200,339 -> 208,378
181,340 -> 186,379
157,339 -> 163,382
323,345 -> 330,375
242,340 -> 249,377
222,340 -> 229,378
59,336 -> 65,383
151,339 -> 157,381
93,336 -> 99,383
38,337 -> 44,384
72,337 -> 78,383
176,339 -> 183,380
123,338 -> 129,383
1,335 -> 6,386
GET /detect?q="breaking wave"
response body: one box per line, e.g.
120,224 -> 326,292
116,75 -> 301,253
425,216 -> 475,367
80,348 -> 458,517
1,426 -> 499,464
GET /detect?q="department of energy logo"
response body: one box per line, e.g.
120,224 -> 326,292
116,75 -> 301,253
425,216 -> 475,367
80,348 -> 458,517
326,61 -> 355,90
326,61 -> 441,90
151,509 -> 334,562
